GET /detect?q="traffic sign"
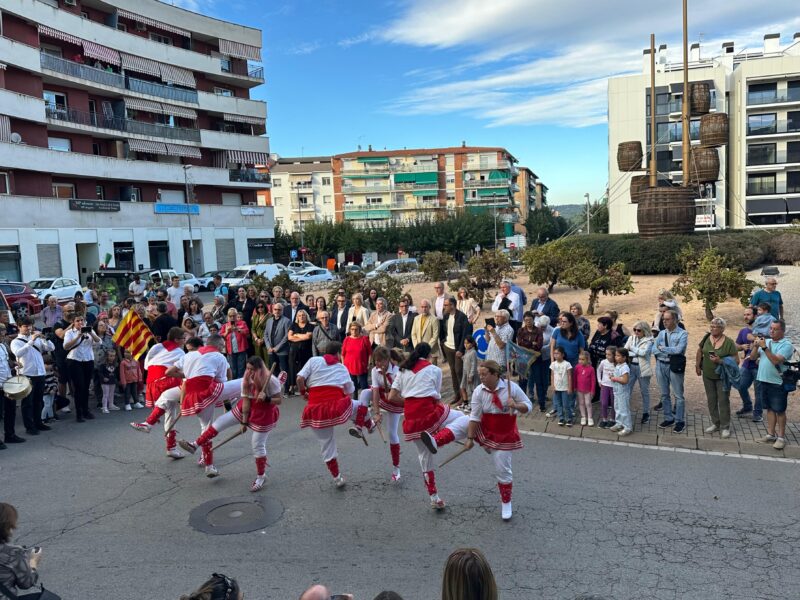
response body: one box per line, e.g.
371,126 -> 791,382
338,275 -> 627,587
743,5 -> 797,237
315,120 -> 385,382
300,247 -> 308,254
509,243 -> 516,249
473,329 -> 488,360
290,249 -> 298,259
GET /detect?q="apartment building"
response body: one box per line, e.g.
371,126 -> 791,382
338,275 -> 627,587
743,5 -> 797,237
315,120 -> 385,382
331,145 -> 519,235
513,166 -> 547,232
0,0 -> 273,282
263,156 -> 334,233
608,33 -> 800,234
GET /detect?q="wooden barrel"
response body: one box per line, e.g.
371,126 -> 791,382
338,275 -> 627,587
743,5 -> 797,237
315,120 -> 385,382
637,186 -> 697,239
617,141 -> 643,172
690,83 -> 711,115
630,175 -> 650,204
689,147 -> 720,183
700,113 -> 729,147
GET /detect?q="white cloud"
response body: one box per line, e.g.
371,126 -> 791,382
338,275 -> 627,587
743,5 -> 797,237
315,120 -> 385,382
338,32 -> 377,48
286,41 -> 322,55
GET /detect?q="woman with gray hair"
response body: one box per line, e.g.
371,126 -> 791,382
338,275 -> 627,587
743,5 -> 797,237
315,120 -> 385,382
624,320 -> 654,424
695,317 -> 739,439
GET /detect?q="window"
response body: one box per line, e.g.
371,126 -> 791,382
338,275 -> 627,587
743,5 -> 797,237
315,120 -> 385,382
656,93 -> 670,115
298,196 -> 310,207
323,195 -> 331,204
344,198 -> 354,206
96,185 -> 104,200
748,113 -> 776,135
43,91 -> 67,110
40,44 -> 63,58
273,196 -> 282,204
276,217 -> 284,227
48,137 -> 71,152
788,142 -> 800,164
788,171 -> 800,194
748,82 -> 777,105
131,187 -> 141,202
92,143 -> 101,156
148,32 -> 172,45
0,172 -> 9,195
446,173 -> 455,184
747,144 -> 776,166
272,178 -> 281,187
214,87 -> 233,97
789,80 -> 800,102
220,58 -> 232,73
789,111 -> 800,133
321,177 -> 331,186
116,23 -> 127,32
446,193 -> 455,201
52,183 -> 75,199
689,119 -> 700,141
366,197 -> 383,205
747,173 -> 775,195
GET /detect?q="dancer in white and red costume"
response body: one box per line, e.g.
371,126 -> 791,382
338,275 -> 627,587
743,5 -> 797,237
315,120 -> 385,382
297,340 -> 365,488
129,327 -> 187,457
388,342 -> 470,510
350,346 -> 404,481
421,359 -> 531,520
179,357 -> 286,491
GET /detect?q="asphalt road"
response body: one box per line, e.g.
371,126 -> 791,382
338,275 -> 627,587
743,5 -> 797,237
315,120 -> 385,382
2,397 -> 800,600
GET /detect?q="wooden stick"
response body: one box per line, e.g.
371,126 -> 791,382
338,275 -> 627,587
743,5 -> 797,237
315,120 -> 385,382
164,413 -> 181,436
213,428 -> 244,450
375,417 -> 387,444
439,445 -> 470,468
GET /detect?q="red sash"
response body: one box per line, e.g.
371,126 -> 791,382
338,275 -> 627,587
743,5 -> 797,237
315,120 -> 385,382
145,364 -> 180,407
377,371 -> 402,413
402,396 -> 449,441
476,412 -> 523,451
300,385 -> 352,429
232,399 -> 280,433
180,375 -> 223,416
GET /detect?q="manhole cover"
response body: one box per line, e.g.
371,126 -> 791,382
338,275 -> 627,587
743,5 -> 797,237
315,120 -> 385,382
189,495 -> 284,535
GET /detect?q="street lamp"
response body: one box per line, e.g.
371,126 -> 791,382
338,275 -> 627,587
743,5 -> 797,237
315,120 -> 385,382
584,192 -> 591,235
183,165 -> 195,271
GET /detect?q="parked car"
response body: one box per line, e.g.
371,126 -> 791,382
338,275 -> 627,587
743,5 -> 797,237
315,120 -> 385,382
196,270 -> 229,292
0,281 -> 43,318
0,287 -> 14,324
177,273 -> 203,294
365,258 -> 420,279
341,264 -> 364,274
221,263 -> 288,288
287,261 -> 317,273
28,277 -> 82,303
290,267 -> 335,284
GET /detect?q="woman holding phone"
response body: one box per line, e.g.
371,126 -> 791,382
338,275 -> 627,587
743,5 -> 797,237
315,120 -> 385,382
63,315 -> 101,422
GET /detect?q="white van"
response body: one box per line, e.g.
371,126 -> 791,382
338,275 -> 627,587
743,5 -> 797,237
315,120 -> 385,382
221,263 -> 288,287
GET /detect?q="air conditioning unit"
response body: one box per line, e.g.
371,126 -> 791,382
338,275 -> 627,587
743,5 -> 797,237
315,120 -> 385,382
130,194 -> 138,202
64,0 -> 76,5
135,22 -> 147,31
248,201 -> 257,206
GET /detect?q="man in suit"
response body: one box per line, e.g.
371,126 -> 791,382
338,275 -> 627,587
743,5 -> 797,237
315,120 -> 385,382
286,291 -> 310,324
264,303 -> 291,390
329,293 -> 351,341
439,297 -> 472,400
387,296 -> 416,351
532,287 -> 560,323
411,299 -> 440,365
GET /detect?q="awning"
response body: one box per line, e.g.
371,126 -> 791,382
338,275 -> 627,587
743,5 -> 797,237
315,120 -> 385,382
412,189 -> 438,196
165,143 -> 202,158
116,8 -> 190,38
82,40 -> 120,66
226,150 -> 269,164
344,210 -> 391,220
223,113 -> 264,126
120,53 -> 161,77
124,97 -> 164,114
0,115 -> 10,142
159,64 -> 196,89
127,139 -> 169,155
162,104 -> 198,120
747,199 -> 800,214
357,157 -> 389,164
415,172 -> 438,184
477,188 -> 509,197
0,64 -> 7,70
489,169 -> 509,180
219,39 -> 261,61
393,173 -> 415,183
37,25 -> 81,46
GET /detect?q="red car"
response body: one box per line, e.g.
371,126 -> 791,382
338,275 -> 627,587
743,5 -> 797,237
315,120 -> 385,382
0,281 -> 43,318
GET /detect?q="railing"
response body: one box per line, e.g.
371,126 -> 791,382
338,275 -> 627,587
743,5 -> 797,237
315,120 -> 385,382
343,186 -> 391,193
128,78 -> 198,104
464,179 -> 512,188
392,163 -> 438,173
46,105 -> 201,142
292,182 -> 314,190
747,121 -> 800,136
341,167 -> 390,175
40,53 -> 125,89
463,161 -> 511,170
746,182 -> 800,195
248,66 -> 265,80
748,90 -> 800,106
229,169 -> 270,183
747,150 -> 800,166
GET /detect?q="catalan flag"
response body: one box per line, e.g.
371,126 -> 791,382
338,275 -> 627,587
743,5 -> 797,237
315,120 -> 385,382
112,310 -> 154,360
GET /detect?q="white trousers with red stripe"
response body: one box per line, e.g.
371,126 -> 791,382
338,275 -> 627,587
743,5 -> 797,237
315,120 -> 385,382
211,410 -> 271,458
155,387 -> 181,434
310,399 -> 362,462
357,389 -> 401,444
414,409 -> 467,473
439,414 -> 513,483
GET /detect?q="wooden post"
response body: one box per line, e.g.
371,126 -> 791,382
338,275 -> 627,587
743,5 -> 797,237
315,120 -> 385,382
681,0 -> 690,187
650,34 -> 657,188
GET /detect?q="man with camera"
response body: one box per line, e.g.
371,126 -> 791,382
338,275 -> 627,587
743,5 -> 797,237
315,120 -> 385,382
752,320 -> 795,450
9,317 -> 55,437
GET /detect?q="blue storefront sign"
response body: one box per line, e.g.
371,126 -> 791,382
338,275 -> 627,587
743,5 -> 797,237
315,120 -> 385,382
154,203 -> 200,215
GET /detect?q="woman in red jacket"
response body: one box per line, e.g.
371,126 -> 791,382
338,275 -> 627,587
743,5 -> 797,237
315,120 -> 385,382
220,308 -> 250,379
341,321 -> 371,398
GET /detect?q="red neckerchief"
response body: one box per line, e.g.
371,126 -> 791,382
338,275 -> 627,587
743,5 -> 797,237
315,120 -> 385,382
411,359 -> 431,374
162,340 -> 179,352
483,384 -> 504,410
198,346 -> 218,355
323,354 -> 339,366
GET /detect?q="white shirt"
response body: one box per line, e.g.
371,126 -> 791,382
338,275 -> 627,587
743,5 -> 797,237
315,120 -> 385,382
128,281 -> 146,300
550,360 -> 572,391
444,314 -> 456,350
485,323 -> 513,365
183,349 -> 228,381
144,343 -> 185,369
297,356 -> 354,393
83,289 -> 94,304
491,291 -> 521,320
434,294 -> 446,320
469,379 -> 532,423
10,335 -> 55,376
400,312 -> 410,336
597,359 -> 615,387
166,285 -> 183,307
371,363 -> 399,390
0,343 -> 12,383
63,328 -> 99,362
391,363 -> 442,399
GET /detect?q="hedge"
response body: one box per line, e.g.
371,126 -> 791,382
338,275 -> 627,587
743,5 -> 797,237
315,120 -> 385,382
566,230 -> 773,275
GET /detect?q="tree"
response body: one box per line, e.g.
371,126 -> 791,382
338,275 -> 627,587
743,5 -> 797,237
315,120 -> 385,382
561,259 -> 634,315
522,240 -> 590,292
671,246 -> 758,320
462,250 -> 513,306
420,251 -> 458,282
252,272 -> 303,296
271,222 -> 295,264
326,271 -> 404,311
525,207 -> 565,245
567,198 -> 609,235
302,221 -> 339,259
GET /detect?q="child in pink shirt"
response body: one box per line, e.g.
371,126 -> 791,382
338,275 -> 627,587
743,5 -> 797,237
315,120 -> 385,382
573,350 -> 597,426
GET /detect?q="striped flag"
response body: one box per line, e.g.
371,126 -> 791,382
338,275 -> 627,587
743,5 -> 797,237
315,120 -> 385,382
112,310 -> 154,359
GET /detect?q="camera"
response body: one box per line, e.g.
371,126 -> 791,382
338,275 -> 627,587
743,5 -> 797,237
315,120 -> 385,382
81,326 -> 92,333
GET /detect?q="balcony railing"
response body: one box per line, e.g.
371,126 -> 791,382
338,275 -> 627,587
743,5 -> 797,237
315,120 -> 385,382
343,185 -> 391,193
747,150 -> 800,166
128,78 -> 198,104
292,182 -> 314,190
341,167 -> 390,175
248,66 -> 265,80
393,183 -> 440,191
46,105 -> 201,142
41,53 -> 125,89
747,121 -> 800,136
464,179 -> 512,188
746,181 -> 800,195
748,90 -> 800,106
463,160 -> 511,170
229,169 -> 270,183
392,163 -> 439,173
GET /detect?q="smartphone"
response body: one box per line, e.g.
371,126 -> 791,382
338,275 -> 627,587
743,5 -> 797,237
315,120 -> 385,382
81,326 -> 92,333
41,327 -> 53,335
709,352 -> 717,358
484,318 -> 496,329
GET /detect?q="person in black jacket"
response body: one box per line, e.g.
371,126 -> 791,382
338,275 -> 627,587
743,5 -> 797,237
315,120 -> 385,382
151,302 -> 178,343
330,293 -> 351,341
387,297 -> 416,351
439,297 -> 472,401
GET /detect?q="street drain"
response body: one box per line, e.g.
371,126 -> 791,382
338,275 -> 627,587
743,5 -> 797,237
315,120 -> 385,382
189,496 -> 283,535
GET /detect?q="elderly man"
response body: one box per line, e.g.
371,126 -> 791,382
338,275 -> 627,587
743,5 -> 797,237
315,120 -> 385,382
265,303 -> 291,389
484,309 -> 514,371
388,296 -> 416,350
532,287 -> 560,322
272,286 -> 287,306
364,297 -> 392,347
330,293 -> 351,341
751,277 -> 783,320
182,284 -> 194,300
653,309 -> 689,433
41,295 -> 63,328
492,281 -> 521,327
753,320 -> 794,450
433,282 -> 448,320
412,299 -> 440,364
286,291 -> 309,324
440,297 -> 471,398
312,311 -> 338,356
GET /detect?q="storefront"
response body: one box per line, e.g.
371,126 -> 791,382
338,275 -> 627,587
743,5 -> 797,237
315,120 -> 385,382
247,239 -> 274,264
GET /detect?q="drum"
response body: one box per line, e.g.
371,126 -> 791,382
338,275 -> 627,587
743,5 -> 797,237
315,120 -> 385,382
3,375 -> 32,403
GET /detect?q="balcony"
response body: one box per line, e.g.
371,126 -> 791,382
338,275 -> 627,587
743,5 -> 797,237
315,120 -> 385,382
464,179 -> 512,188
391,163 -> 439,173
128,78 -> 198,104
46,105 -> 201,142
341,167 -> 390,176
748,90 -> 800,106
229,169 -> 270,184
0,89 -> 46,123
343,185 -> 391,194
463,161 -> 511,171
746,150 -> 800,167
41,53 -> 125,89
200,129 -> 269,153
747,121 -> 800,137
746,181 -> 800,196
0,35 -> 45,73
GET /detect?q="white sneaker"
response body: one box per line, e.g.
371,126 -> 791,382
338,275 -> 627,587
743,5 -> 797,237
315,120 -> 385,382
101,408 -> 109,414
125,404 -> 132,411
430,494 -> 446,510
334,474 -> 346,488
580,417 -> 587,426
178,439 -> 198,454
129,422 -> 151,433
704,424 -> 718,434
546,409 -> 557,417
391,468 -> 401,483
167,448 -> 185,459
619,429 -> 633,436
587,419 -> 595,427
609,424 -> 623,432
721,428 -> 731,439
133,402 -> 145,409
205,465 -> 219,478
61,407 -> 71,413
501,501 -> 512,521
251,476 -> 266,492
109,404 -> 121,411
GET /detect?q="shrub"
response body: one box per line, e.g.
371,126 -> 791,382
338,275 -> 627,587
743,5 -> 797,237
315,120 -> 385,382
562,260 -> 634,315
464,250 -> 513,306
420,251 -> 458,283
251,272 -> 303,296
326,272 -> 404,311
766,231 -> 800,264
522,240 -> 591,291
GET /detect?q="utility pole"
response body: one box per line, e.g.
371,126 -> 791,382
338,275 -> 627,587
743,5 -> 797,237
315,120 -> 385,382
585,192 -> 591,234
183,165 -> 195,272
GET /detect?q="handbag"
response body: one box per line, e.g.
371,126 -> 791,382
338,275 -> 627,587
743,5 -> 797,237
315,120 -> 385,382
0,580 -> 61,600
665,332 -> 686,373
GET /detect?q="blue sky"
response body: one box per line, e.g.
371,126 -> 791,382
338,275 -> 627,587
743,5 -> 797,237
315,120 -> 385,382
178,0 -> 799,205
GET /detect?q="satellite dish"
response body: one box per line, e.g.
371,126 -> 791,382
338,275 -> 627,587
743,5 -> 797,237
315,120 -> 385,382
10,132 -> 22,144
464,173 -> 472,181
389,157 -> 397,164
